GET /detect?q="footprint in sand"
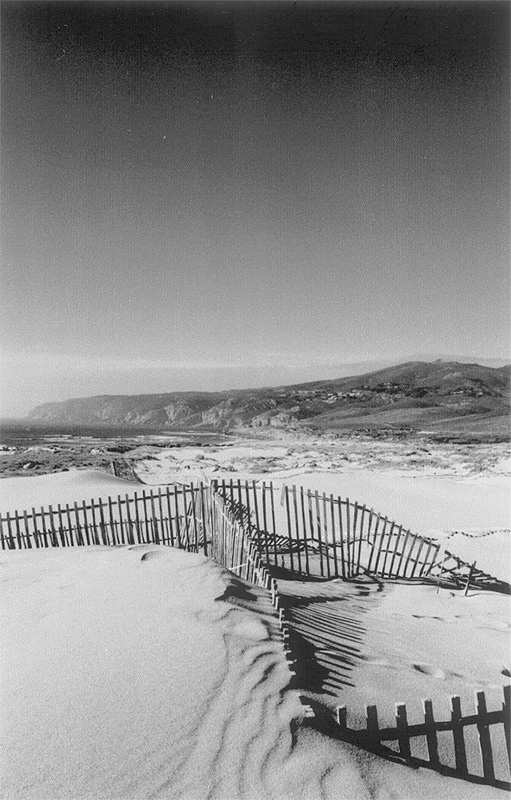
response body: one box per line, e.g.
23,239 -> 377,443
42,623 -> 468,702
359,654 -> 395,669
412,663 -> 463,680
140,550 -> 166,562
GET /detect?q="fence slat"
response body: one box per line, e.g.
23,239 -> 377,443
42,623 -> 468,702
314,490 -> 324,578
504,685 -> 511,770
395,703 -> 411,759
336,495 -> 347,579
355,504 -> 366,576
366,704 -> 380,748
165,487 -> 175,547
65,504 -> 75,547
476,691 -> 495,781
20,510 -> 32,549
423,699 -> 440,767
292,486 -> 302,574
329,493 -> 339,578
322,493 -> 331,579
451,695 -> 468,775
284,486 -> 294,573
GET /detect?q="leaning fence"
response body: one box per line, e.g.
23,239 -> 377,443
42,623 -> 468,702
213,480 -> 508,592
0,484 -> 208,553
331,685 -> 510,787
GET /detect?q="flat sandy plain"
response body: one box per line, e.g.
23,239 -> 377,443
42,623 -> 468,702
1,430 -> 510,799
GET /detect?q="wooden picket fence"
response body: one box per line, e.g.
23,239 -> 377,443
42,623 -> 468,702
1,478 -> 507,593
209,490 -> 271,589
1,479 -> 508,785
0,484 -> 210,554
212,480 -> 507,592
215,479 -> 442,580
333,685 -> 510,787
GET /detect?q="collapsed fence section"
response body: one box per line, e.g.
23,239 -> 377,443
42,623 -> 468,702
215,480 -> 442,582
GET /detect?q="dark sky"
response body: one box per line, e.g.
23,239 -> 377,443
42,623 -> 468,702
1,1 -> 509,413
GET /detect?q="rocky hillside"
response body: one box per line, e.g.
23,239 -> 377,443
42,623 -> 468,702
28,361 -> 510,437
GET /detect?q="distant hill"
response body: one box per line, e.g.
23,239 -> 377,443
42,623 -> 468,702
28,361 -> 510,438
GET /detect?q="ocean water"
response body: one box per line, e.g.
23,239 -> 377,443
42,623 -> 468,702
0,421 -> 223,448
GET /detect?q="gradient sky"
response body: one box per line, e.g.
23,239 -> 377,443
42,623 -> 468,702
1,1 -> 509,415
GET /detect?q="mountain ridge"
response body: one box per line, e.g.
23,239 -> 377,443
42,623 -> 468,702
28,361 -> 510,437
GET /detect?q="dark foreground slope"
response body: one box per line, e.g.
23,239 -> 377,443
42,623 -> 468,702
28,361 -> 510,438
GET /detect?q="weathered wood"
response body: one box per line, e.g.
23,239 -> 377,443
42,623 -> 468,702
396,703 -> 411,759
504,685 -> 511,770
337,496 -> 347,579
118,494 -> 129,545
372,516 -> 389,577
157,489 -> 165,545
38,507 -> 50,548
366,704 -> 380,747
65,504 -> 75,547
260,481 -> 270,565
57,504 -> 67,547
464,561 -> 476,596
292,486 -> 302,574
149,489 -> 160,546
284,486 -> 295,573
165,487 -> 175,547
81,502 -> 92,546
390,524 -> 406,578
423,699 -> 440,767
322,493 -> 331,579
337,706 -> 347,727
269,481 -> 278,567
451,695 -> 468,774
355,503 -> 366,576
299,487 -> 310,575
124,494 -> 134,545
366,512 -> 381,575
89,500 -> 99,546
98,497 -> 108,546
476,691 -> 495,781
395,528 -> 412,578
314,490 -> 324,577
351,502 -> 359,576
111,496 -> 120,544
73,502 -> 83,547
345,499 -> 352,577
329,493 -> 339,578
14,511 -> 24,549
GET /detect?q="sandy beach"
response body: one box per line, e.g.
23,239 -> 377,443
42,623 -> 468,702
1,432 -> 509,798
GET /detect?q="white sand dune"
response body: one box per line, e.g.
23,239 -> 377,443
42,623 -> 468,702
1,545 -> 304,800
1,460 -> 510,799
